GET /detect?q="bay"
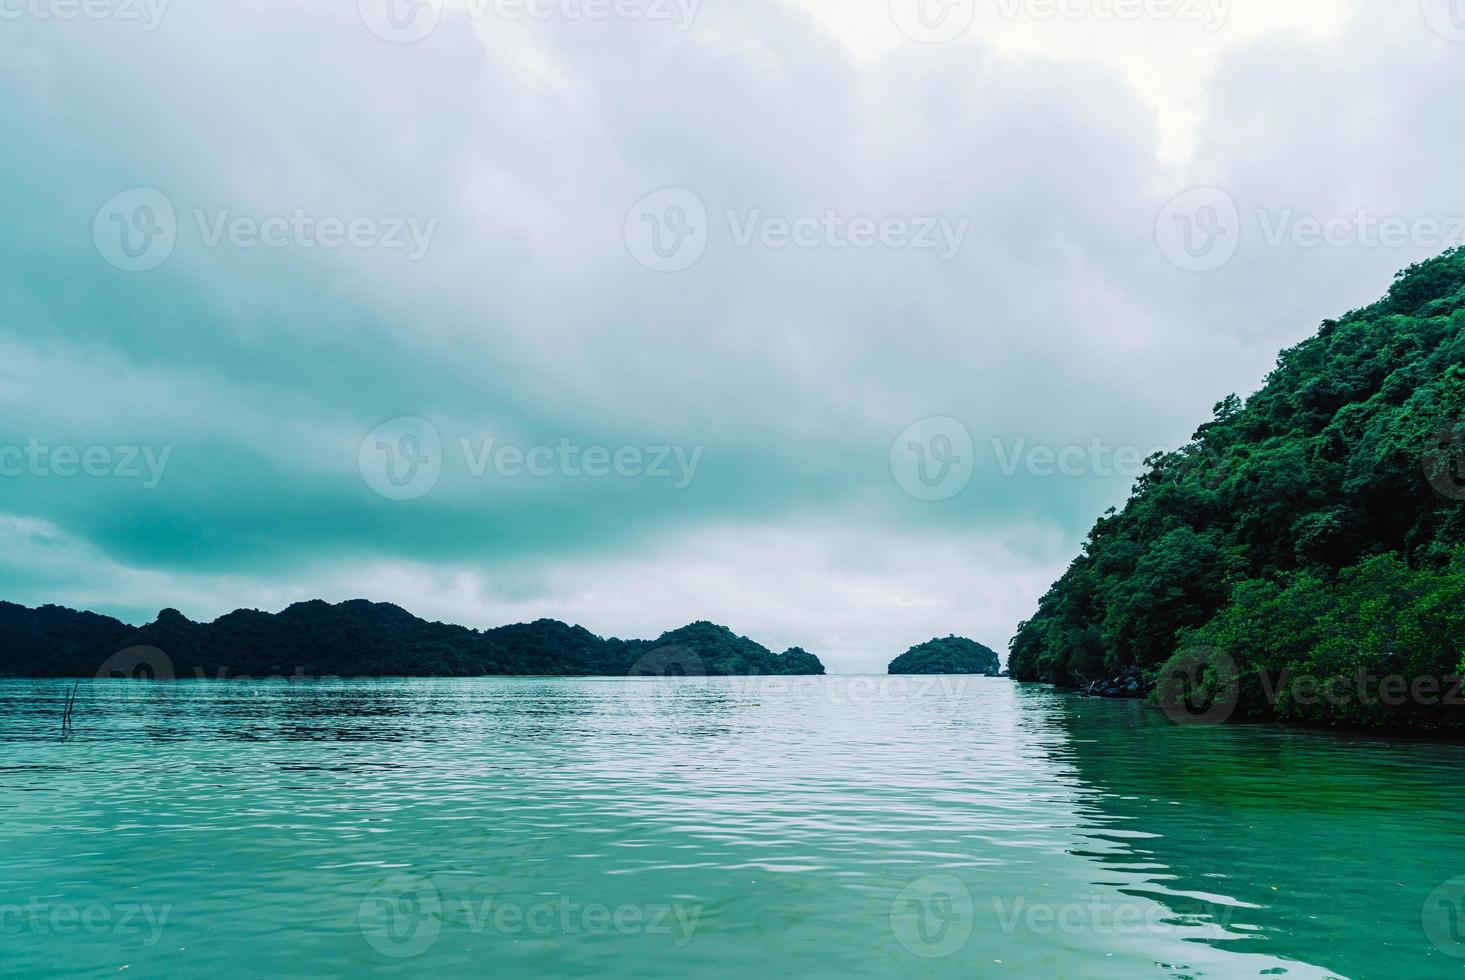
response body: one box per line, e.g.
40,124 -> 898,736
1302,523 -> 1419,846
2,676 -> 1461,978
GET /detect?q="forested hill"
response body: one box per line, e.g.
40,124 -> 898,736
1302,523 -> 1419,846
1010,249 -> 1465,730
0,600 -> 826,678
888,636 -> 1001,676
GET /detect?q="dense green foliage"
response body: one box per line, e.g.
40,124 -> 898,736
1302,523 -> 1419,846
1010,249 -> 1465,729
888,636 -> 1001,675
0,601 -> 825,678
0,602 -> 128,667
1177,553 -> 1465,729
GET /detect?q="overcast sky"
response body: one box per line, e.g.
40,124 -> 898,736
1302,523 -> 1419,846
1,0 -> 1462,671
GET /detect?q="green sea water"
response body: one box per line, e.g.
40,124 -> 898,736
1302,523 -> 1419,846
2,676 -> 1463,978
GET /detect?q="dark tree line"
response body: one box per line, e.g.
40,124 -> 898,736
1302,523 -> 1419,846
0,600 -> 826,679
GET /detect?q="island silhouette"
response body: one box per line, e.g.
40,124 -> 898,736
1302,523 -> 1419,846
0,600 -> 827,679
887,636 -> 1002,676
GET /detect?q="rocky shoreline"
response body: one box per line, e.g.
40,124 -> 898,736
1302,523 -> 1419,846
1080,666 -> 1156,700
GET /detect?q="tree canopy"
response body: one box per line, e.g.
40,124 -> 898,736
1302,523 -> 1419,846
1009,248 -> 1465,730
0,601 -> 826,679
888,636 -> 1001,675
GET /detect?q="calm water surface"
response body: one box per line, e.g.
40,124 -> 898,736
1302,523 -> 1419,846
2,677 -> 1463,978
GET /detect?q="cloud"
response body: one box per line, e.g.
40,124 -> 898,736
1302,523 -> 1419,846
0,0 -> 1459,668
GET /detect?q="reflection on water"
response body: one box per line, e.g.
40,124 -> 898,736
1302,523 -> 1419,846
0,677 -> 1460,978
1048,695 -> 1465,979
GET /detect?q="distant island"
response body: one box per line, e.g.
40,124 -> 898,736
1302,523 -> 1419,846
0,600 -> 826,679
1010,247 -> 1465,733
888,636 -> 1001,676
